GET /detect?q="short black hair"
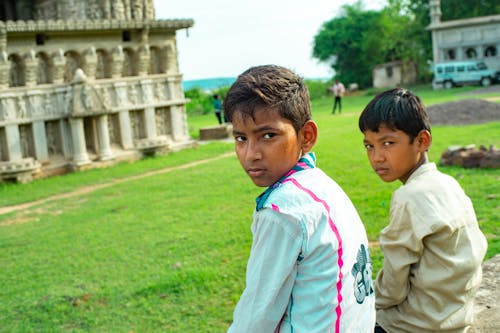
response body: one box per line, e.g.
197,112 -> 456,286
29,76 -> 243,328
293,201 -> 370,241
223,65 -> 311,133
358,88 -> 431,142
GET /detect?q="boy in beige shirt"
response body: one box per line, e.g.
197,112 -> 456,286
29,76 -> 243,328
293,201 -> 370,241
358,88 -> 487,332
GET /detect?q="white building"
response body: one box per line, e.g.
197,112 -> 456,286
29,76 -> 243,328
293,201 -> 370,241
427,0 -> 500,71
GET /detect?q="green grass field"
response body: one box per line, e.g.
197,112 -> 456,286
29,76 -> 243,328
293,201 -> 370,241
0,85 -> 499,332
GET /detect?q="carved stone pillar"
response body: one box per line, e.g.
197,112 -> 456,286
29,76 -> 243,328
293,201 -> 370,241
5,124 -> 23,161
111,46 -> 124,78
24,50 -> 37,87
59,119 -> 72,158
52,49 -> 66,84
118,110 -> 133,149
69,117 -> 90,166
144,107 -> 156,139
96,114 -> 113,160
0,52 -> 9,88
137,45 -> 150,76
32,121 -> 49,163
83,47 -> 98,79
0,25 -> 6,53
170,106 -> 189,142
165,44 -> 177,74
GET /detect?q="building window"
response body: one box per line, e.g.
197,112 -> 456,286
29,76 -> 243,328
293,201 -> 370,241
35,34 -> 46,45
465,48 -> 477,59
446,49 -> 456,60
484,46 -> 497,57
385,66 -> 393,78
122,30 -> 131,42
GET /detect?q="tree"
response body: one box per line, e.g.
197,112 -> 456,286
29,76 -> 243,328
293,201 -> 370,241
312,2 -> 382,88
440,0 -> 500,20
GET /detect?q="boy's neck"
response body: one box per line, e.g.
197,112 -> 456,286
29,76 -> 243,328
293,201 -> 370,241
401,153 -> 428,184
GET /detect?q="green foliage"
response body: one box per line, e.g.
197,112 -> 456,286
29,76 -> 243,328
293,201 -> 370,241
313,3 -> 382,88
439,0 -> 500,20
185,86 -> 230,115
304,79 -> 332,100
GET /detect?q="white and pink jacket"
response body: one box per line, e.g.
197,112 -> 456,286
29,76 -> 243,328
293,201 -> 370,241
228,153 -> 375,333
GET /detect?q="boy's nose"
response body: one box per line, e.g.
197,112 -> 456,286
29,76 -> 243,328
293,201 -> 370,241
372,149 -> 385,162
246,141 -> 262,161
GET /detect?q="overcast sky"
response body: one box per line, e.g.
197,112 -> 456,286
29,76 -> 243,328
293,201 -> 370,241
153,0 -> 385,80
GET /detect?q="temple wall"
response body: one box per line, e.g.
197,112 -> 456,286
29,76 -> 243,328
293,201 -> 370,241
0,19 -> 195,182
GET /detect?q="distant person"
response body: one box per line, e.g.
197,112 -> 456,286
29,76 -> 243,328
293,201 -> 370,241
358,88 -> 487,333
213,94 -> 223,124
223,64 -> 375,332
330,79 -> 345,114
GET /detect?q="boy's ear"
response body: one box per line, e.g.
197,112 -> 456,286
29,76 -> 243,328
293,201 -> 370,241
416,130 -> 432,151
300,120 -> 318,153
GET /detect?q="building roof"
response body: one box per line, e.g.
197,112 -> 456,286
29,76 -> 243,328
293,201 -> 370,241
0,19 -> 194,33
427,14 -> 500,31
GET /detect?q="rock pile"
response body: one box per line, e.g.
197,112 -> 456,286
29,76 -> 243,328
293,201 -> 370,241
440,145 -> 499,168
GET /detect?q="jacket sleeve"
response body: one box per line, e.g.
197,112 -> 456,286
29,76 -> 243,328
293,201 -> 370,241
375,201 -> 423,309
228,208 -> 304,333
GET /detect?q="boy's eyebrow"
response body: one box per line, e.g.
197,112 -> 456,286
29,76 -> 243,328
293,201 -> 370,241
233,125 -> 280,136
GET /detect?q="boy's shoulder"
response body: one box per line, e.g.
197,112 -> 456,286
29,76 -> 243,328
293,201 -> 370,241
395,163 -> 457,197
259,168 -> 335,209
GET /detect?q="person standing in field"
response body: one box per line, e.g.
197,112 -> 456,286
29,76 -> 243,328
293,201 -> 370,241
213,94 -> 223,124
330,79 -> 345,114
358,88 -> 487,333
224,64 -> 375,333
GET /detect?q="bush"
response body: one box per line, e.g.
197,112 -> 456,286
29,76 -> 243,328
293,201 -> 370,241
185,87 -> 231,115
305,79 -> 333,100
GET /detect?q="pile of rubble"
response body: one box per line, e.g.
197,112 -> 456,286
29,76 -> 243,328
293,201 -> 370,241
440,145 -> 499,168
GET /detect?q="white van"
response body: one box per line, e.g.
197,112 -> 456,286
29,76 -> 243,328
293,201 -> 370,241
433,61 -> 499,89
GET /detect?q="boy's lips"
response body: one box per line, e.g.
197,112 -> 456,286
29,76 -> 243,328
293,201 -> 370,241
375,167 -> 389,176
247,167 -> 265,177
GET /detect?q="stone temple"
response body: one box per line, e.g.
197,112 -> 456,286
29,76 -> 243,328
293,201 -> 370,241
0,0 -> 195,182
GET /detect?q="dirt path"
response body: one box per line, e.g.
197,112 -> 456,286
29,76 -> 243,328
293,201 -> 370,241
0,151 -> 234,217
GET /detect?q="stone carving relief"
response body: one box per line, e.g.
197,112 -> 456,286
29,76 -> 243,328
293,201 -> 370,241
128,84 -> 138,104
46,121 -> 62,156
0,128 -> 5,161
9,54 -> 24,87
25,50 -> 38,86
30,0 -> 155,20
33,0 -> 57,20
37,52 -> 51,84
129,109 -> 145,140
17,97 -> 27,119
122,48 -> 136,77
19,124 -> 34,158
64,51 -> 81,83
154,82 -> 166,101
155,107 -> 171,136
140,81 -> 152,103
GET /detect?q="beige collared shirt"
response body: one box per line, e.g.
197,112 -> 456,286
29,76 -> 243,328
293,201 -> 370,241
375,163 -> 487,333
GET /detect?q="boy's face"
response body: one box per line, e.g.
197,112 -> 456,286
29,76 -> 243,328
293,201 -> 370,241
231,107 -> 304,187
362,125 -> 428,184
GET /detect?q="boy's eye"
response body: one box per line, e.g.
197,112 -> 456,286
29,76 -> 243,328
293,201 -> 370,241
383,141 -> 393,146
263,133 -> 276,139
234,136 -> 246,142
364,144 -> 373,150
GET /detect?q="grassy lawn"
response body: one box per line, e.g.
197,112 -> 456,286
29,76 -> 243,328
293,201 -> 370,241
0,85 -> 498,332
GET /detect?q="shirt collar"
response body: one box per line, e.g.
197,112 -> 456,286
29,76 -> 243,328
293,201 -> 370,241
406,162 -> 436,184
255,152 -> 316,211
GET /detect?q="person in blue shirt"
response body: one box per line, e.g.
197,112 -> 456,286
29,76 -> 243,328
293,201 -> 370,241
213,94 -> 223,124
223,65 -> 375,333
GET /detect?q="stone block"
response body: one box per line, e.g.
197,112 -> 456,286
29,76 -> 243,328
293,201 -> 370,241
199,124 -> 232,141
